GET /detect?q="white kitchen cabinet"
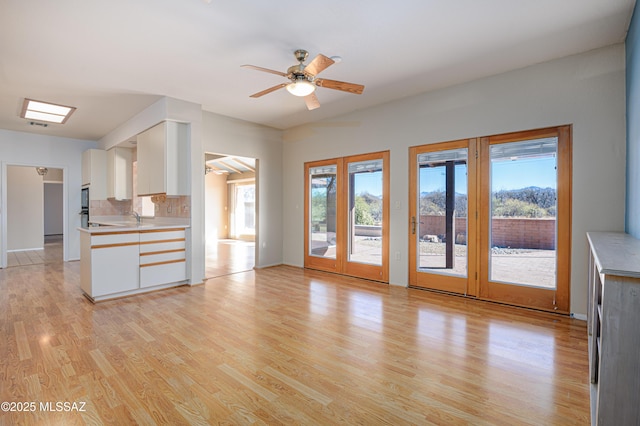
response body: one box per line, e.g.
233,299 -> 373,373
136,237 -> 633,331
136,121 -> 189,196
139,228 -> 187,288
81,149 -> 107,200
80,230 -> 139,299
79,225 -> 190,301
107,146 -> 133,200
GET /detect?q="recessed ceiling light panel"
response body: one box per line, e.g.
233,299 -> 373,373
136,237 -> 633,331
20,98 -> 76,124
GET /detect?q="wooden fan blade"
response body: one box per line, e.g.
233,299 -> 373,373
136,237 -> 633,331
241,64 -> 287,77
249,83 -> 287,98
316,78 -> 364,94
304,92 -> 320,110
304,54 -> 335,76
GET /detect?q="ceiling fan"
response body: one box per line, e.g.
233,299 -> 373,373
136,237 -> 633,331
241,49 -> 365,110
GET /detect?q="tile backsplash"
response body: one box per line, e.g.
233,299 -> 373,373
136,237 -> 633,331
90,199 -> 131,216
91,195 -> 190,219
153,195 -> 191,218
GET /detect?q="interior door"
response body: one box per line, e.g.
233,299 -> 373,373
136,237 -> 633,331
409,139 -> 477,295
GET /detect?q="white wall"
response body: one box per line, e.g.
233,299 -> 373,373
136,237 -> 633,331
202,112 -> 283,268
282,44 -> 627,317
0,129 -> 98,261
7,166 -> 44,250
44,168 -> 64,183
44,182 -> 64,235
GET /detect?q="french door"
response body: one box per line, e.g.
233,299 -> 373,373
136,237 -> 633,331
408,139 -> 478,295
304,151 -> 389,282
409,126 -> 571,313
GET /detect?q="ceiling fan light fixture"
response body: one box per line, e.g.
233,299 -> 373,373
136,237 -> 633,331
243,49 -> 364,110
286,80 -> 315,97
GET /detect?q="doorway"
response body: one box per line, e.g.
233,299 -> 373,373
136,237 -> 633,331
2,165 -> 66,268
409,126 -> 571,313
204,153 -> 256,278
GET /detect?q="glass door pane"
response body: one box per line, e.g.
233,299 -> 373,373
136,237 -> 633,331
309,165 -> 337,259
417,148 -> 468,278
489,138 -> 557,289
347,159 -> 383,265
235,184 -> 255,236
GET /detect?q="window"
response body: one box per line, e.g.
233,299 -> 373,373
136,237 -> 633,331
132,160 -> 155,217
234,183 -> 255,236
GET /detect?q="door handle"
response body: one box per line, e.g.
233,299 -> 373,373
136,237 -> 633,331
411,216 -> 416,235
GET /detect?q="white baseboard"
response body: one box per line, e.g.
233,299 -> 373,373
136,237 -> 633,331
571,313 -> 587,321
8,247 -> 44,252
255,262 -> 285,269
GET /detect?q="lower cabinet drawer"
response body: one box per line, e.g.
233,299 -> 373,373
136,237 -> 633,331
138,228 -> 187,288
140,250 -> 185,265
139,260 -> 186,288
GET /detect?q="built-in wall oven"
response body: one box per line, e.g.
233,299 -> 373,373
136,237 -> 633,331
80,187 -> 89,228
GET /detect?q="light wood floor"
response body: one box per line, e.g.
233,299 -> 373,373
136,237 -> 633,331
0,261 -> 590,425
205,239 -> 255,278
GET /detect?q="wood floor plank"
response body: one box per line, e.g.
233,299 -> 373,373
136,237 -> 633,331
0,261 -> 591,425
218,363 -> 279,402
125,321 -> 156,342
88,349 -> 117,377
263,365 -> 333,406
13,320 -> 32,360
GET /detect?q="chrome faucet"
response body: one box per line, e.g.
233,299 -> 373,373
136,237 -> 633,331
131,211 -> 141,225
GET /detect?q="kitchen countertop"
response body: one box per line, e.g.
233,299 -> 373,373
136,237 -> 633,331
78,215 -> 190,233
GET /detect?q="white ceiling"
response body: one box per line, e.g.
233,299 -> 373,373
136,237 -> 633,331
0,0 -> 635,141
205,154 -> 255,175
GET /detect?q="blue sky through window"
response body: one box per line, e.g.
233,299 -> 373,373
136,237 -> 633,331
344,155 -> 557,197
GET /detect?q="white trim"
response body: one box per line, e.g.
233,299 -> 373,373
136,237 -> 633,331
254,263 -> 282,269
226,177 -> 255,184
